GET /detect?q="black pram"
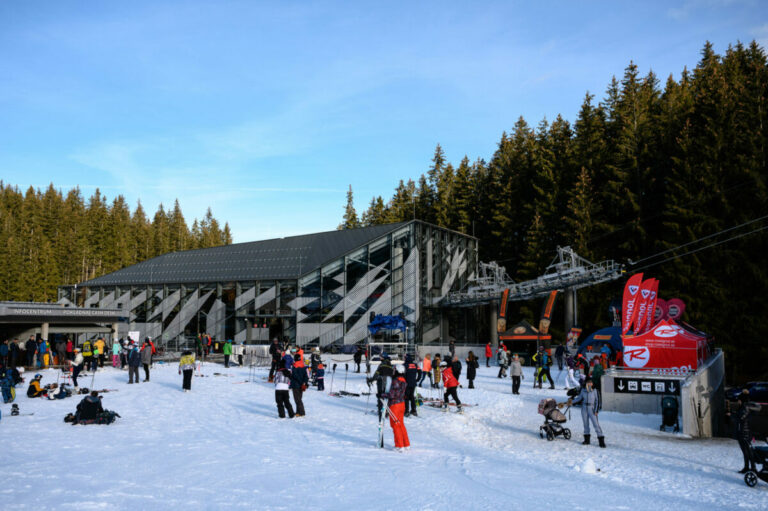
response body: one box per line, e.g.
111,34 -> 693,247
744,443 -> 768,487
538,398 -> 571,441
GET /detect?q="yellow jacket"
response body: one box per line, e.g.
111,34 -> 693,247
179,354 -> 196,371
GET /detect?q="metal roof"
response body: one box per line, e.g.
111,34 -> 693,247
79,222 -> 412,286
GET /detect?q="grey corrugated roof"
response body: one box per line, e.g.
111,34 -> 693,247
79,221 -> 412,286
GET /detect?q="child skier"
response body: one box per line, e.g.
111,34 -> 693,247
27,374 -> 45,398
274,362 -> 295,419
441,361 -> 462,412
316,363 -> 325,391
178,350 -> 196,392
384,364 -> 410,451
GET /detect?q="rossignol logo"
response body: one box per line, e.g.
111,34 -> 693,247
623,346 -> 650,368
641,289 -> 650,299
653,325 -> 677,338
629,285 -> 639,295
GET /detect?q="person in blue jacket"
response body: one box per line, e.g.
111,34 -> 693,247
290,361 -> 308,417
316,363 -> 325,391
569,377 -> 605,448
535,346 -> 555,390
127,344 -> 141,384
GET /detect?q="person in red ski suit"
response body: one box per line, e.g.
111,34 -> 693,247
384,364 -> 410,451
485,342 -> 492,367
441,361 -> 462,412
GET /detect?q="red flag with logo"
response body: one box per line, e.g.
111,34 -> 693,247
621,273 -> 644,335
642,279 -> 659,333
633,278 -> 655,334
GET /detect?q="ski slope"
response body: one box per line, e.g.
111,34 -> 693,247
1,362 -> 765,510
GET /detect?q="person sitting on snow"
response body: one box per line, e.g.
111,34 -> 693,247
75,390 -> 104,423
27,374 -> 45,398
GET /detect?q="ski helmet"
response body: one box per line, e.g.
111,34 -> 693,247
34,373 -> 42,379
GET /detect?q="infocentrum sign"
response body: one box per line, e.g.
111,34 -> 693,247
0,303 -> 125,322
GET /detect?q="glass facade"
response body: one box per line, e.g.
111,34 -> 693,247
58,221 -> 479,348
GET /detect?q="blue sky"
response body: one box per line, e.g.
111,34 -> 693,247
1,1 -> 766,242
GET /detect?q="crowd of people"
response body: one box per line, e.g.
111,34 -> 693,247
2,335 -> 760,470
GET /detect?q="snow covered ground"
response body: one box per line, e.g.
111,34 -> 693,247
2,361 -> 766,510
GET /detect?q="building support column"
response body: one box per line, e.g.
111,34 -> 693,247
41,322 -> 49,341
112,322 -> 119,344
439,311 -> 449,348
490,305 -> 498,350
564,288 -> 577,332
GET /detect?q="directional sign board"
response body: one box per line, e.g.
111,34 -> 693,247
613,377 -> 681,395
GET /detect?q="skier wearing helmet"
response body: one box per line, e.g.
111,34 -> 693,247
383,364 -> 410,451
27,374 -> 45,398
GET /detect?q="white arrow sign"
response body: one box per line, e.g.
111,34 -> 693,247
618,381 -> 625,391
669,383 -> 676,392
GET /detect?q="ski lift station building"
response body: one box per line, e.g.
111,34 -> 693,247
57,221 -> 483,349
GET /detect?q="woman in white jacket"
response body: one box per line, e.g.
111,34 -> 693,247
69,349 -> 84,389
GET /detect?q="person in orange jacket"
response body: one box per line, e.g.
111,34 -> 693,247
485,342 -> 492,367
419,353 -> 432,388
441,361 -> 462,412
384,364 -> 410,451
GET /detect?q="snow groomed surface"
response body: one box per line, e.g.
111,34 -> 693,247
2,363 -> 765,510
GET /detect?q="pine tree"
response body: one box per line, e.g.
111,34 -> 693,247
340,185 -> 361,229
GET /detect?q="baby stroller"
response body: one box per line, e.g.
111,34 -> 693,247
659,395 -> 680,432
745,442 -> 768,487
538,398 -> 571,441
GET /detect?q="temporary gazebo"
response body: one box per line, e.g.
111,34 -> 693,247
621,319 -> 710,372
499,319 -> 551,362
577,326 -> 622,356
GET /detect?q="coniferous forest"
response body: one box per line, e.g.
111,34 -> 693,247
343,42 -> 768,382
0,184 -> 232,302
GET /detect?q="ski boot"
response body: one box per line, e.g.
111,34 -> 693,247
442,403 -> 448,413
457,405 -> 464,414
11,404 -> 19,416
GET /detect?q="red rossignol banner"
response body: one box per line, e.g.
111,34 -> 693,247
642,279 -> 659,333
622,319 -> 707,373
621,273 -> 644,335
633,278 -> 655,334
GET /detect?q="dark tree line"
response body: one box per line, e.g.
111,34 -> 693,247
342,41 -> 768,382
0,183 -> 232,302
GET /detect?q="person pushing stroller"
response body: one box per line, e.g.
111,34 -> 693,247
568,377 -> 605,448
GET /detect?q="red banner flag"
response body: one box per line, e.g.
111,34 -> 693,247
621,273 -> 644,335
633,279 -> 655,334
642,279 -> 659,333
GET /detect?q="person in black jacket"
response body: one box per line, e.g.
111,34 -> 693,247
367,353 -> 394,420
465,351 -> 479,389
729,390 -> 760,473
403,354 -> 421,417
268,339 -> 281,383
555,343 -> 565,371
75,391 -> 104,423
353,346 -> 363,373
290,363 -> 308,417
25,336 -> 37,367
451,355 -> 462,382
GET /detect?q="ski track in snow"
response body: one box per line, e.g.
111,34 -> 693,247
2,364 -> 766,510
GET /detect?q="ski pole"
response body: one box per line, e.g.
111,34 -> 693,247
343,363 -> 348,392
329,367 -> 335,394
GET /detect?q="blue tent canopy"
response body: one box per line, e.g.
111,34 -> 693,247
576,326 -> 623,355
367,314 -> 407,335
